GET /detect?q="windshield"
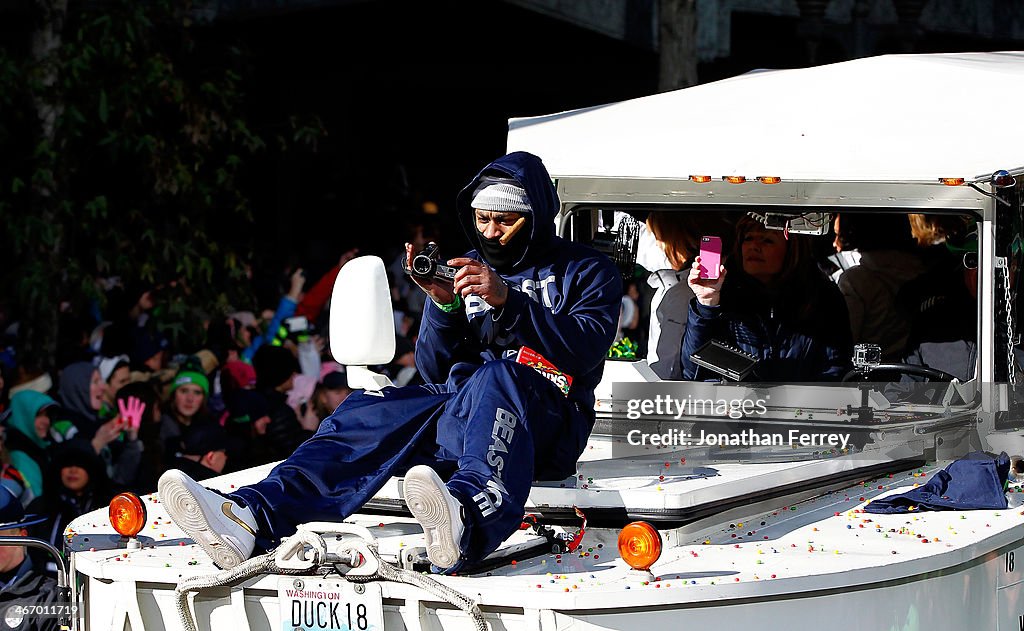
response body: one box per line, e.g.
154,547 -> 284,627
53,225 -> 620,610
578,207 -> 982,469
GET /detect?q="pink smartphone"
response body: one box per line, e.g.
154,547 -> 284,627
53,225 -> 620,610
698,236 -> 722,279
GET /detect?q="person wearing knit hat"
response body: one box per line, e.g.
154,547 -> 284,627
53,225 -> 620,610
462,179 -> 533,273
158,368 -> 212,466
170,370 -> 210,397
96,354 -> 131,419
221,361 -> 257,394
97,355 -> 130,386
159,152 -> 621,576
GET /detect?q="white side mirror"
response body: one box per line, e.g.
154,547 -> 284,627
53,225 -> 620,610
329,256 -> 395,390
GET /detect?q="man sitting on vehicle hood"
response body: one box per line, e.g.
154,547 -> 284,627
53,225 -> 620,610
158,152 -> 622,573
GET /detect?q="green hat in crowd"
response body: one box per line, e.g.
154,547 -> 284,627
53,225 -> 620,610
170,370 -> 210,396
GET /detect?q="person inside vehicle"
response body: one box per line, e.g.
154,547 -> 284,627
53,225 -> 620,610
832,213 -> 924,361
898,225 -> 979,382
642,211 -> 733,379
157,152 -> 621,574
683,216 -> 852,381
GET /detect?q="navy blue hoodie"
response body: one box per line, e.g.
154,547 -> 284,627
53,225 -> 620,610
414,152 -> 622,413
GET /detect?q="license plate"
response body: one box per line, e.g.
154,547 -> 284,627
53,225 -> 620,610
278,577 -> 384,631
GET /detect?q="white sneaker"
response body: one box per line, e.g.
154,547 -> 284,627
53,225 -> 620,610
403,465 -> 465,569
158,469 -> 257,569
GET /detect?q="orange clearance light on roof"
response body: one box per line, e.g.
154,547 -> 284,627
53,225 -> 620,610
689,175 -> 712,183
109,492 -> 147,538
757,176 -> 782,184
617,521 -> 662,571
722,176 -> 747,184
938,177 -> 965,186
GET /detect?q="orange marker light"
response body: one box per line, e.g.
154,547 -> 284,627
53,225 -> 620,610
722,176 -> 747,184
757,176 -> 782,184
109,492 -> 147,538
689,175 -> 712,183
618,521 -> 662,570
938,177 -> 965,186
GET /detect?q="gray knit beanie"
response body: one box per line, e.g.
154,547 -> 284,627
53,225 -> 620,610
471,182 -> 532,214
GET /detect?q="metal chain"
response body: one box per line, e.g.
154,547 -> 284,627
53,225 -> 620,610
1003,263 -> 1017,385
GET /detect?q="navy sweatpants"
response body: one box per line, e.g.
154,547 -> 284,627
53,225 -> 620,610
228,359 -> 591,567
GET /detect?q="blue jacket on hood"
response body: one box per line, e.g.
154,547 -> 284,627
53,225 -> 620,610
864,452 -> 1010,514
414,151 -> 622,413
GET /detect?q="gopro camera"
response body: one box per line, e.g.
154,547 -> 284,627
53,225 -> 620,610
408,242 -> 460,281
852,343 -> 882,371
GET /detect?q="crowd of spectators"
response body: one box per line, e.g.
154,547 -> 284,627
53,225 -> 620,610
0,214 -> 444,580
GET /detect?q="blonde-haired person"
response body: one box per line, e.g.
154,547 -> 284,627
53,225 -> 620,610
643,212 -> 731,379
908,214 -> 973,247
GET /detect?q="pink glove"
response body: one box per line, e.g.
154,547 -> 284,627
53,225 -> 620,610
117,396 -> 146,431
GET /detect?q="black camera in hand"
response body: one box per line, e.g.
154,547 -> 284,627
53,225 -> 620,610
407,242 -> 460,281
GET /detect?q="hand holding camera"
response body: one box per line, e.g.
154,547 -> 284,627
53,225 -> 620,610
449,257 -> 509,307
408,242 -> 460,281
405,242 -> 458,306
404,242 -> 509,307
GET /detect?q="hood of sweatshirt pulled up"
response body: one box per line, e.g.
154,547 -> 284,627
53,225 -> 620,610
7,391 -> 56,449
456,151 -> 558,273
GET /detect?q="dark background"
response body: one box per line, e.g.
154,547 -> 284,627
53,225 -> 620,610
3,0 -> 1020,286
220,1 -> 660,275
212,0 -> 1021,277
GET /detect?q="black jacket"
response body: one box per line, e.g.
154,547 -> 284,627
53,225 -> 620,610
682,272 -> 853,381
0,558 -> 62,631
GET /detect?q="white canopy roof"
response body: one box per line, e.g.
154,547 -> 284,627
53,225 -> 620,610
507,52 -> 1024,183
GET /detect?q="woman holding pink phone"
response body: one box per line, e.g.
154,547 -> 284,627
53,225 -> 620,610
681,216 -> 852,381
